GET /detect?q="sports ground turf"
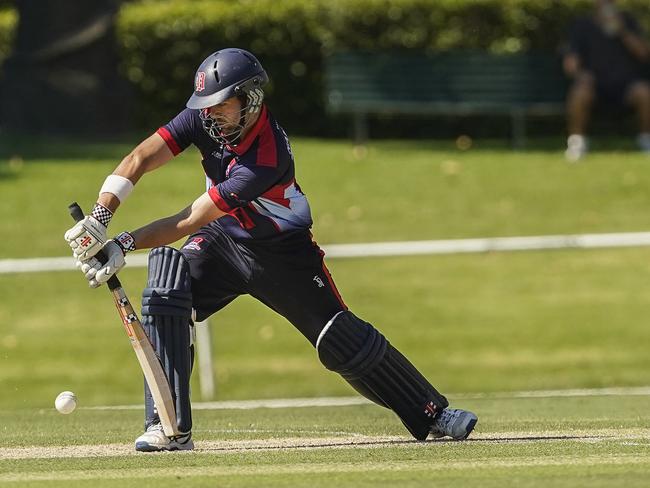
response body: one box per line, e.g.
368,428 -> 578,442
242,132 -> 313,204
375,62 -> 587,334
1,138 -> 649,485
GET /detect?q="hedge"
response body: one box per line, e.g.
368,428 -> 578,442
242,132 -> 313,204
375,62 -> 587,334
0,8 -> 16,66
2,1 -> 650,134
117,0 -> 650,133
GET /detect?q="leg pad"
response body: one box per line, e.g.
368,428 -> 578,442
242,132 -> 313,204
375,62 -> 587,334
317,311 -> 448,440
142,247 -> 193,434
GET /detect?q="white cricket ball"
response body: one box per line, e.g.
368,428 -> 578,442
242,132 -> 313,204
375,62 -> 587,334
55,391 -> 77,414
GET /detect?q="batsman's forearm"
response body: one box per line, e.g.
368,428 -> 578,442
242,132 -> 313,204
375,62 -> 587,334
130,193 -> 226,250
131,213 -> 193,249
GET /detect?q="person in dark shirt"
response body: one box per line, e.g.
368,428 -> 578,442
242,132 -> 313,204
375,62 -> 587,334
563,0 -> 650,161
63,48 -> 478,451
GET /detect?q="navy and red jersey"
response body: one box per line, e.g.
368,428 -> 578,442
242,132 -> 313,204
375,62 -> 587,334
157,105 -> 312,241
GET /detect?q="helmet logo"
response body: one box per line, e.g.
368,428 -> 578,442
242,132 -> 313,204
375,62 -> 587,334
195,71 -> 206,92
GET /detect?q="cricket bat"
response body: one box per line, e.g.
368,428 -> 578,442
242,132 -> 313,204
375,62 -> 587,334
68,202 -> 179,437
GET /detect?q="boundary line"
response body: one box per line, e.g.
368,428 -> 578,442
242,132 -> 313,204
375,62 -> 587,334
4,230 -> 650,274
84,386 -> 650,411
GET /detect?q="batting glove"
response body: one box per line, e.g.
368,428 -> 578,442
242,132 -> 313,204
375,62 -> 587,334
76,231 -> 135,288
64,203 -> 112,261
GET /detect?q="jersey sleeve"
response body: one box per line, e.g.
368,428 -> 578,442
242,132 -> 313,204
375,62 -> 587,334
208,163 -> 285,213
156,108 -> 198,156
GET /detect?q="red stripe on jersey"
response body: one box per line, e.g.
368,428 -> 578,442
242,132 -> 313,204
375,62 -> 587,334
260,179 -> 293,208
232,207 -> 256,230
230,105 -> 268,155
256,117 -> 278,167
156,127 -> 182,156
247,202 -> 281,232
208,186 -> 234,213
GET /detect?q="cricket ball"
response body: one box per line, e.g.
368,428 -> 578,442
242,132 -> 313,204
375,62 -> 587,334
55,391 -> 77,414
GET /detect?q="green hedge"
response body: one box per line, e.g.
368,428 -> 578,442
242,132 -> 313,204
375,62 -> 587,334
117,0 -> 650,134
0,8 -> 16,66
2,1 -> 650,134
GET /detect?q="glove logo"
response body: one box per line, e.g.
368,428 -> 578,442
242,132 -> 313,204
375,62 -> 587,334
80,236 -> 93,248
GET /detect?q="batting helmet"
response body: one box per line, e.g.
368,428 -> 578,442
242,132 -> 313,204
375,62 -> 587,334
186,48 -> 268,110
187,48 -> 268,145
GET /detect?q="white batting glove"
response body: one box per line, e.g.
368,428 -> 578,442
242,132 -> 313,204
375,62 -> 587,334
76,232 -> 135,288
64,204 -> 113,260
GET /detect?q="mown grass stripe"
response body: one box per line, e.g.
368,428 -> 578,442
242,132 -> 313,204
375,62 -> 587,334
2,430 -> 649,460
2,455 -> 649,482
82,386 -> 650,411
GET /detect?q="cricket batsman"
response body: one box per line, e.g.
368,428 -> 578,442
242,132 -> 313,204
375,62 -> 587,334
64,48 -> 478,451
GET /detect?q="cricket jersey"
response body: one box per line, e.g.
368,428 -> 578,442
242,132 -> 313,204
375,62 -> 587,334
157,105 -> 312,241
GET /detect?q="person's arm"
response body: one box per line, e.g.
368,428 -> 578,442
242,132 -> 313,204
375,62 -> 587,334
131,192 -> 227,249
78,192 -> 227,288
619,27 -> 650,62
64,132 -> 176,261
98,132 -> 175,213
563,52 -> 582,78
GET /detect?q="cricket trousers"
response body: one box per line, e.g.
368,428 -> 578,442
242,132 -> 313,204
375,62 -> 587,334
144,221 -> 348,431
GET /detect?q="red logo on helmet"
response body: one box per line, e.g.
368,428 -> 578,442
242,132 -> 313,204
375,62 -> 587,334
195,72 -> 206,92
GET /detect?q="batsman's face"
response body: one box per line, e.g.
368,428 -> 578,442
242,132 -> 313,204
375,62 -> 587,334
206,97 -> 243,132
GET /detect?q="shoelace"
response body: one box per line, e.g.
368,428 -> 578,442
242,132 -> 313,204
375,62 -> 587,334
434,409 -> 457,430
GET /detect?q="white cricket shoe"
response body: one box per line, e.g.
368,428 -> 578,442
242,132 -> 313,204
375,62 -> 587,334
134,423 -> 194,452
430,408 -> 478,440
565,134 -> 588,162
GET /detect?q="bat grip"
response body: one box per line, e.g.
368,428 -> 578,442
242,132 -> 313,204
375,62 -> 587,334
68,202 -> 121,291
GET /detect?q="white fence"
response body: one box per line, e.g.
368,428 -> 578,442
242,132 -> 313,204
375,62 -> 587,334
4,231 -> 650,275
4,230 -> 650,399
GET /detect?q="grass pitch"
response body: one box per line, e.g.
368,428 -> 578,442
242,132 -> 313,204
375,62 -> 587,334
2,137 -> 650,485
1,394 -> 649,487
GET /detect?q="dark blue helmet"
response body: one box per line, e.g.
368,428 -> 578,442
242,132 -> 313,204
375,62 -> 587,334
186,48 -> 268,110
187,48 -> 268,145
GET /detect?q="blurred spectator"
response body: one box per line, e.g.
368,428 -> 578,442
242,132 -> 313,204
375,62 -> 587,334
563,0 -> 650,161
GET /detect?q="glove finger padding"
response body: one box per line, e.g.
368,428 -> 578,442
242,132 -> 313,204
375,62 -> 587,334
92,240 -> 125,286
76,258 -> 100,281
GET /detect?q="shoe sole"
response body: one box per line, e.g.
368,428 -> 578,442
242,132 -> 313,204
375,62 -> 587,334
135,440 -> 194,452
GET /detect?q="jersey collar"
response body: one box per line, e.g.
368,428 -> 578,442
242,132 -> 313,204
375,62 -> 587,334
227,104 -> 268,155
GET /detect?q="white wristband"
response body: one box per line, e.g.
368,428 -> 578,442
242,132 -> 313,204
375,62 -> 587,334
99,175 -> 134,203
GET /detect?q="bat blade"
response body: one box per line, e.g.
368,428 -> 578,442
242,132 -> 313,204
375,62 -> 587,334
112,288 -> 179,437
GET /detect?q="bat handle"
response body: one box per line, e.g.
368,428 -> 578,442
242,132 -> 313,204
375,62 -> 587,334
68,202 -> 121,291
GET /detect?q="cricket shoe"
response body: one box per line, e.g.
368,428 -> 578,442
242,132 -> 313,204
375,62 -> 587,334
430,408 -> 478,440
135,423 -> 194,452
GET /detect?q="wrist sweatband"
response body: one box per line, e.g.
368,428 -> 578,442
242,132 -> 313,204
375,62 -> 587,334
114,231 -> 136,254
90,203 -> 113,228
99,175 -> 134,203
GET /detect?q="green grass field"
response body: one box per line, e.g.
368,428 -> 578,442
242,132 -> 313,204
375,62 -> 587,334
1,138 -> 650,485
1,395 -> 649,487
